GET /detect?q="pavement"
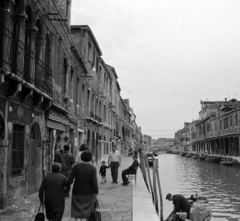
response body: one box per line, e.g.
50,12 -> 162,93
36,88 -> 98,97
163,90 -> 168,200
0,157 -> 159,221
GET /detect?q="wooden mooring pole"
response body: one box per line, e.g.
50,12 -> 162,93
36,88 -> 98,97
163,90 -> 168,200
145,154 -> 155,203
156,159 -> 164,221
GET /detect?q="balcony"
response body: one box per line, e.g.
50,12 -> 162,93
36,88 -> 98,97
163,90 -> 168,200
1,23 -> 53,98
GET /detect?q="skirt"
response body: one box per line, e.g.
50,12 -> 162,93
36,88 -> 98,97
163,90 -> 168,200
71,194 -> 96,219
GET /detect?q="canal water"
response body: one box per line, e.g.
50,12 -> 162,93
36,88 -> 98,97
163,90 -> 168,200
157,153 -> 240,221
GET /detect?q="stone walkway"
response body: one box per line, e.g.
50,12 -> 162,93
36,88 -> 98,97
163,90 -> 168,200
0,157 -> 159,221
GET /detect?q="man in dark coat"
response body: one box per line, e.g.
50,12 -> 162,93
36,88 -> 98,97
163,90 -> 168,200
57,144 -> 75,197
166,193 -> 192,219
121,155 -> 139,185
39,163 -> 67,221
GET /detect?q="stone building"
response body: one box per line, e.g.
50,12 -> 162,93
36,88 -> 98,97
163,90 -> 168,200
0,0 -> 140,209
0,0 -> 70,208
194,99 -> 240,161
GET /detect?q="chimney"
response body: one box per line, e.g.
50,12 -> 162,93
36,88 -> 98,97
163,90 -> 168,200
225,98 -> 227,101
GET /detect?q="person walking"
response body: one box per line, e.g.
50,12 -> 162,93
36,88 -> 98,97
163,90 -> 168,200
66,150 -> 99,221
75,143 -> 89,163
99,161 -> 110,183
38,163 -> 66,221
108,145 -> 121,184
165,193 -> 192,220
121,155 -> 139,186
59,144 -> 75,197
75,143 -> 96,166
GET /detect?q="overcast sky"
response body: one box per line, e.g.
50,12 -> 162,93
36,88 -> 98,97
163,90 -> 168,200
71,0 -> 240,139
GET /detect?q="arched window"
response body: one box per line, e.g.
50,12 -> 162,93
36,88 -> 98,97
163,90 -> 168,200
45,34 -> 52,96
59,58 -> 67,95
24,6 -> 33,83
35,19 -> 42,89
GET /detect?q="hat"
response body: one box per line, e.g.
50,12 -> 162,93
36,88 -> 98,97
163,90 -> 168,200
166,193 -> 172,200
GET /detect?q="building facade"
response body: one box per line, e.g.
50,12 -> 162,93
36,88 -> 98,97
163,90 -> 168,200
0,0 -> 140,208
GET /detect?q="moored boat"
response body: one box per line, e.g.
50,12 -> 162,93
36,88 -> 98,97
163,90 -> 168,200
220,157 -> 233,166
180,152 -> 186,156
186,153 -> 193,157
220,161 -> 233,166
205,156 -> 222,163
192,154 -> 199,159
148,157 -> 153,166
146,152 -> 155,167
198,154 -> 208,161
172,150 -> 180,154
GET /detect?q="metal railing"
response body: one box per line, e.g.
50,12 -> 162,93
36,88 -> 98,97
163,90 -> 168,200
1,23 -> 53,97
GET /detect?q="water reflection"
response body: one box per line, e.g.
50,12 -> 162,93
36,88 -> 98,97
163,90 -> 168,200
158,154 -> 240,221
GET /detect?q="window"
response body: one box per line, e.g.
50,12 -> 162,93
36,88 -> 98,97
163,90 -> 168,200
220,120 -> 222,130
77,78 -> 80,106
11,124 -> 24,177
87,89 -> 90,113
88,43 -> 91,61
230,116 -> 233,127
81,84 -> 85,111
70,68 -> 74,99
236,114 -> 238,126
99,101 -> 102,122
95,99 -> 98,120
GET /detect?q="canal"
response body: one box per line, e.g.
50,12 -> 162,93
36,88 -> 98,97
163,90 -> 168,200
157,153 -> 240,221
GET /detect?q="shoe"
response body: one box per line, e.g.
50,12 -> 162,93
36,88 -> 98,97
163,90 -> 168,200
128,181 -> 130,184
104,180 -> 106,183
115,182 -> 118,184
112,182 -> 114,184
122,183 -> 128,186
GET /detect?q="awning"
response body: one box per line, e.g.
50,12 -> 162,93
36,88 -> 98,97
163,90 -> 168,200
47,120 -> 66,131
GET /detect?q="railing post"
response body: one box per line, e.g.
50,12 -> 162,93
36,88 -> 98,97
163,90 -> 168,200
153,159 -> 159,214
156,159 -> 164,221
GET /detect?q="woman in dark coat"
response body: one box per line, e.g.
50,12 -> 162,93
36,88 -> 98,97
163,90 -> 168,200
39,163 -> 66,221
66,150 -> 99,221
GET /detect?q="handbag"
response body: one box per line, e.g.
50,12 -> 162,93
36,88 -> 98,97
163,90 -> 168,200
35,202 -> 45,221
89,200 -> 101,221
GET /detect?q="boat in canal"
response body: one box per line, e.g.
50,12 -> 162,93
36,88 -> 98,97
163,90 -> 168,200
146,151 -> 157,167
186,152 -> 193,157
180,152 -> 186,156
198,154 -> 208,161
172,150 -> 180,154
205,156 -> 222,163
192,153 -> 199,159
220,157 -> 233,166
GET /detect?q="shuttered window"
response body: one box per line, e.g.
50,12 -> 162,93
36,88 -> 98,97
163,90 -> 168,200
11,124 -> 24,177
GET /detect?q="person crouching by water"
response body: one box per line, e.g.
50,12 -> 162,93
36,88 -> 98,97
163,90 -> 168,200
39,163 -> 67,221
66,150 -> 99,221
165,193 -> 191,221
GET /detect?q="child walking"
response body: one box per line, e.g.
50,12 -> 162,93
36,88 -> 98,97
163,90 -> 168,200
99,161 -> 109,183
